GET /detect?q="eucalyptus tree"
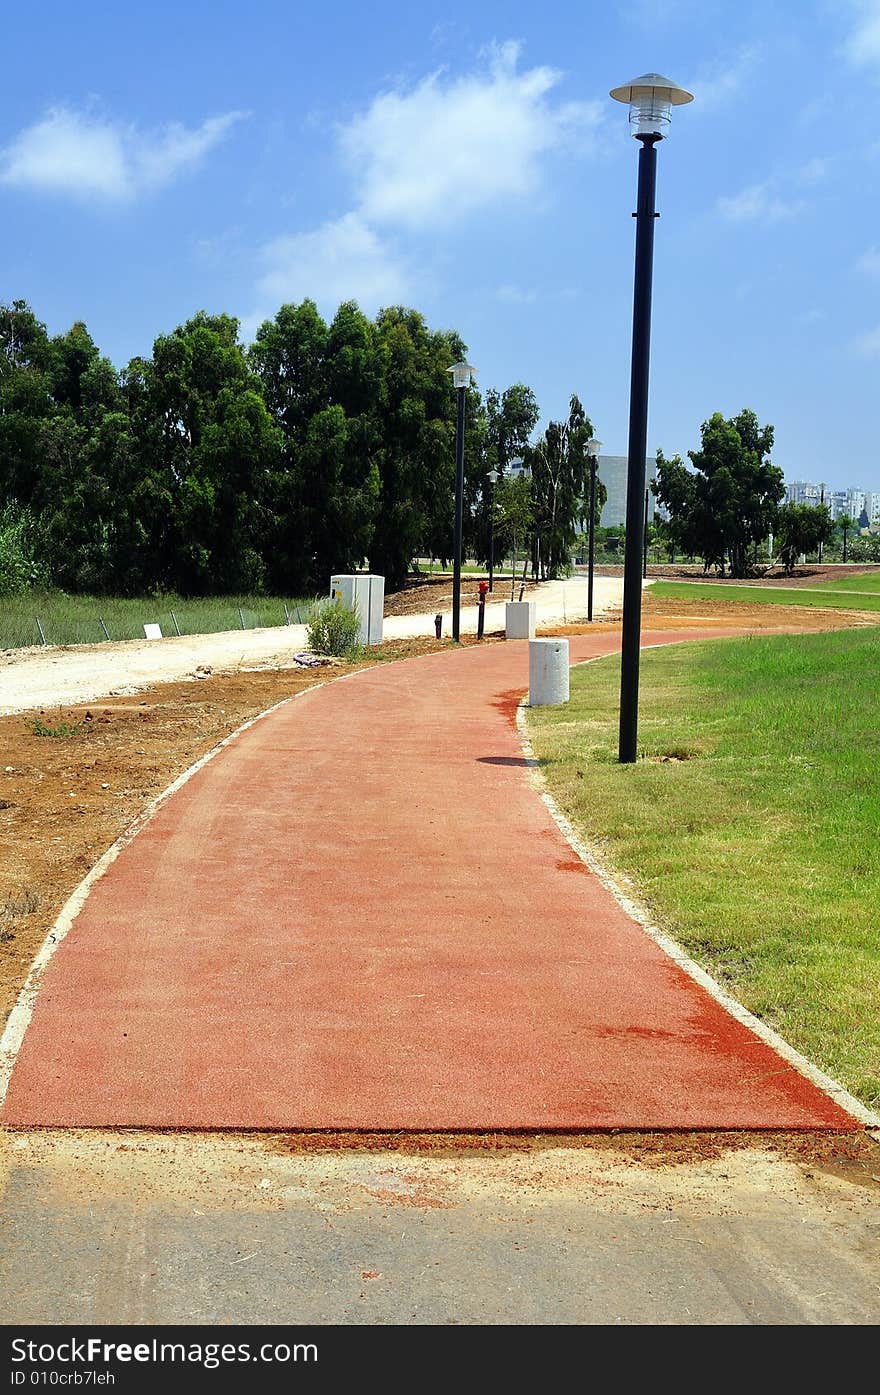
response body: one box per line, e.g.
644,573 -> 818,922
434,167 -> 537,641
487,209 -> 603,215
527,393 -> 593,578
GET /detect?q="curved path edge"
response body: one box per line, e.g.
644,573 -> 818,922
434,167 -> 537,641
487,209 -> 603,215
516,657 -> 880,1132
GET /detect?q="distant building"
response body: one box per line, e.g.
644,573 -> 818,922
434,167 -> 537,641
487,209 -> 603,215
596,455 -> 658,529
783,480 -> 876,525
785,480 -> 824,508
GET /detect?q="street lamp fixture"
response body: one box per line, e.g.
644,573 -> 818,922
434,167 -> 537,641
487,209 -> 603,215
610,72 -> 693,763
487,467 -> 500,593
447,360 -> 478,641
586,438 -> 602,622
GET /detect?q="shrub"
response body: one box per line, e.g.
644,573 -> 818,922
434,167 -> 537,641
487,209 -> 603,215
0,502 -> 49,596
306,597 -> 361,656
31,718 -> 83,739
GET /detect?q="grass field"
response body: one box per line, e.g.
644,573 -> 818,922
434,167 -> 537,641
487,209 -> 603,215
801,570 -> 880,593
526,629 -> 880,1109
651,580 -> 880,612
0,592 -> 313,650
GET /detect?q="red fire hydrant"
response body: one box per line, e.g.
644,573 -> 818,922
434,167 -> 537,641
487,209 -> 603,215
477,579 -> 489,639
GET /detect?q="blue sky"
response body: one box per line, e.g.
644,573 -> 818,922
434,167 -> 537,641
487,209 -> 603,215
3,0 -> 880,489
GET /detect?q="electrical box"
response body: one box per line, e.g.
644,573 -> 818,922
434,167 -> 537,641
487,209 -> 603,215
330,574 -> 384,646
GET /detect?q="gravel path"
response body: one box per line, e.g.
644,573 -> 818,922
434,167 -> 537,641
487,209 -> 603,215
0,576 -> 623,714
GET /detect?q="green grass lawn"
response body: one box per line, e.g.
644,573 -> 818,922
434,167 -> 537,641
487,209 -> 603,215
0,592 -> 313,650
801,570 -> 880,593
526,629 -> 880,1109
651,580 -> 880,612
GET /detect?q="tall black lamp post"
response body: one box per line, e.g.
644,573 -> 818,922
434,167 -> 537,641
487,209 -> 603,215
610,72 -> 693,763
586,438 -> 602,622
447,360 -> 477,642
486,467 -> 499,592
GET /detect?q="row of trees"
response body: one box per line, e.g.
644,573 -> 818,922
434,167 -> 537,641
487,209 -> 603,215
0,298 -> 601,598
654,408 -> 838,576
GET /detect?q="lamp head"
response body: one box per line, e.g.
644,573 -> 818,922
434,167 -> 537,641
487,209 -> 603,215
609,73 -> 693,138
587,438 -> 602,458
447,361 -> 477,389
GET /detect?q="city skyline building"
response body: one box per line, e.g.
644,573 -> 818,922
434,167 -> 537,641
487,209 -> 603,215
785,479 -> 879,525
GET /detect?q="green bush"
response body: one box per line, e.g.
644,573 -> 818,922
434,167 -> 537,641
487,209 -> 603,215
306,597 -> 361,656
0,502 -> 49,596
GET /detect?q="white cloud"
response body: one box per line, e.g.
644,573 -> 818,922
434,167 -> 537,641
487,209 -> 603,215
495,284 -> 537,303
842,1 -> 880,68
338,40 -> 602,230
255,213 -> 411,318
690,43 -> 763,111
717,180 -> 804,224
246,42 -> 599,323
856,244 -> 880,275
797,156 -> 830,184
855,321 -> 880,355
0,106 -> 245,200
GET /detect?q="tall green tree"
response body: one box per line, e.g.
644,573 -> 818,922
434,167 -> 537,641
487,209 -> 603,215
251,300 -> 381,590
368,307 -> 464,588
836,512 -> 855,563
134,312 -> 282,593
776,502 -> 834,573
249,299 -> 329,438
527,394 -> 593,578
493,472 -> 535,596
0,301 -> 57,509
485,383 -> 539,474
654,409 -> 783,577
465,383 -> 539,568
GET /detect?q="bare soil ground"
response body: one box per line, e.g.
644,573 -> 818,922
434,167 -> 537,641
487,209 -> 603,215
551,588 -> 876,633
383,573 -> 536,615
596,562 -> 880,588
4,1126 -> 878,1211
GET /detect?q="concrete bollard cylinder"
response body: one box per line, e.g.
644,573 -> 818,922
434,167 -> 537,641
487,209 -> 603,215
529,637 -> 569,706
505,600 -> 536,640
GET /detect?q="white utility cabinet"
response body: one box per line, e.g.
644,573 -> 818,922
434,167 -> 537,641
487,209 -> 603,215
330,573 -> 384,646
505,600 -> 536,639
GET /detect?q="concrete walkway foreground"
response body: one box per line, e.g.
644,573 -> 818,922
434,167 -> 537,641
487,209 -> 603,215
1,630 -> 856,1131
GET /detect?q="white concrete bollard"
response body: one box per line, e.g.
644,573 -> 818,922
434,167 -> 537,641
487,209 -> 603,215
505,601 -> 536,640
529,637 -> 569,706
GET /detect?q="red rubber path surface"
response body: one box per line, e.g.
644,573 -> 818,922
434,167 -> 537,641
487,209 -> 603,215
2,630 -> 856,1130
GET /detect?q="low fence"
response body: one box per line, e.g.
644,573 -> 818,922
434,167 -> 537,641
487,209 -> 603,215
0,596 -> 314,652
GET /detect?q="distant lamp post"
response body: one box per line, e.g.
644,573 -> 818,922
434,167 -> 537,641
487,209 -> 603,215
610,71 -> 693,763
487,467 -> 500,592
447,360 -> 477,642
586,438 -> 602,622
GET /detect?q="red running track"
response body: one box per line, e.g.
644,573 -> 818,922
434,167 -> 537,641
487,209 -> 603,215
1,630 -> 856,1130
